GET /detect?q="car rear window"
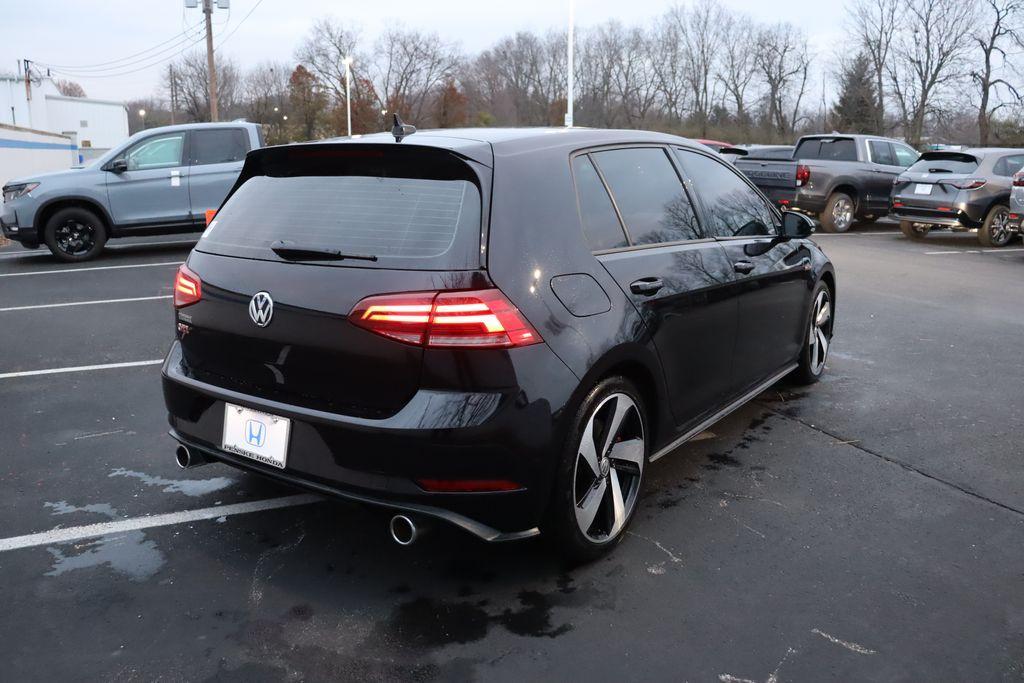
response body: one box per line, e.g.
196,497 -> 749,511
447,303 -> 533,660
795,138 -> 857,161
908,154 -> 979,175
197,146 -> 483,270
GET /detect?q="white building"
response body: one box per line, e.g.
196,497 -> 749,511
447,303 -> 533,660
0,73 -> 129,162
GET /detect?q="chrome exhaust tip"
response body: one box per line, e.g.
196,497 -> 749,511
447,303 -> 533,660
389,514 -> 419,546
174,444 -> 207,469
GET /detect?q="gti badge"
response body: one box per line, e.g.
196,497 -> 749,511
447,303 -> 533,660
249,291 -> 273,327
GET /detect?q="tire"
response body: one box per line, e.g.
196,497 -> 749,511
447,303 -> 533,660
900,220 -> 930,240
819,192 -> 855,233
543,376 -> 648,563
977,204 -> 1014,247
43,207 -> 107,262
791,280 -> 834,385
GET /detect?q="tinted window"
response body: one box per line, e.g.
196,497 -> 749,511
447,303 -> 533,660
200,175 -> 481,269
869,140 -> 896,166
908,155 -> 979,175
677,150 -> 777,238
572,155 -> 627,251
123,133 -> 184,170
795,138 -> 857,161
893,144 -> 918,167
591,148 -> 701,245
191,128 -> 249,166
993,154 -> 1024,177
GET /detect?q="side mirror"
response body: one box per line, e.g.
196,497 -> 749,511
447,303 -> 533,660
781,211 -> 815,239
105,158 -> 128,174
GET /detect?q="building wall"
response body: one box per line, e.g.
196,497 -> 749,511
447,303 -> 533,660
0,124 -> 78,189
45,94 -> 129,152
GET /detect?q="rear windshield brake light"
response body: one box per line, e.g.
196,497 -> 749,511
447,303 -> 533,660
349,289 -> 541,348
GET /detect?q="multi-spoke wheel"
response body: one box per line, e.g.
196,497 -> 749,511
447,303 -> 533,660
978,205 -> 1015,247
820,192 -> 855,233
43,206 -> 107,262
546,377 -> 648,561
792,281 -> 834,385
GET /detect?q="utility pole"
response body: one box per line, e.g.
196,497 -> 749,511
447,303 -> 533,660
565,0 -> 574,128
203,0 -> 219,122
169,64 -> 177,125
23,59 -> 31,103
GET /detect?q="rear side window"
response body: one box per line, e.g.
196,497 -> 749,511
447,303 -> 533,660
190,128 -> 249,166
893,144 -> 918,167
572,155 -> 628,251
795,138 -> 857,161
908,154 -> 979,175
198,147 -> 483,270
677,150 -> 777,238
993,154 -> 1024,177
869,141 -> 896,166
590,147 -> 701,245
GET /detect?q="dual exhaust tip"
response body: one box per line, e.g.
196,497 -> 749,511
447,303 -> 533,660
173,445 -> 427,546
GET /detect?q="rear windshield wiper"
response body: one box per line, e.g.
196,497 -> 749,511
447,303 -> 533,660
270,241 -> 378,262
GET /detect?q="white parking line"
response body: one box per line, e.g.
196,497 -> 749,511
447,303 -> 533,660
0,295 -> 172,312
925,250 -> 961,255
0,359 -> 163,380
0,494 -> 322,552
0,261 -> 182,277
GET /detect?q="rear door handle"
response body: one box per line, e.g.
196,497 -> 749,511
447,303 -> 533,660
629,277 -> 664,296
733,260 -> 756,274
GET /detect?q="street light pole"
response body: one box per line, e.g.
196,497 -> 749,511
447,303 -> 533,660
565,0 -> 574,128
343,56 -> 353,137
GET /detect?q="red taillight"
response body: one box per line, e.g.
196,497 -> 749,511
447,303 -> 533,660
349,288 -> 541,348
892,201 -> 904,208
796,164 -> 810,187
416,478 -> 523,492
1014,172 -> 1024,187
173,264 -> 201,308
944,178 -> 987,190
778,199 -> 790,205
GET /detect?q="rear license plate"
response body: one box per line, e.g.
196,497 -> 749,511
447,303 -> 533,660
222,403 -> 290,469
914,183 -> 932,195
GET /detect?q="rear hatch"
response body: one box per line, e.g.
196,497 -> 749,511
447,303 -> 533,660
177,142 -> 490,418
893,152 -> 980,209
734,158 -> 798,194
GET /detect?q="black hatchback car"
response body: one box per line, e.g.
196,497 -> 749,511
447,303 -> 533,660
163,127 -> 835,560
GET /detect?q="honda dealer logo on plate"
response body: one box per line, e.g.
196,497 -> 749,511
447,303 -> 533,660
249,291 -> 274,327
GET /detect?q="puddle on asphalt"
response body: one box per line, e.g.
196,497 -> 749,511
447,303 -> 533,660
42,500 -> 166,582
108,467 -> 235,497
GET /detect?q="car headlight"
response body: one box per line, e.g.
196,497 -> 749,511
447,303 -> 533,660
2,182 -> 40,203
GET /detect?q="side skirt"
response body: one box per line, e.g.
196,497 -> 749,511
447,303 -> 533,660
649,363 -> 798,462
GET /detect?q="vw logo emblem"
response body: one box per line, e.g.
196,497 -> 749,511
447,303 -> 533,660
249,291 -> 274,327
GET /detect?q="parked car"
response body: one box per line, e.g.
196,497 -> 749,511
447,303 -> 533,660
162,126 -> 836,560
735,134 -> 919,232
1009,170 -> 1024,233
1,121 -> 264,261
892,148 -> 1024,247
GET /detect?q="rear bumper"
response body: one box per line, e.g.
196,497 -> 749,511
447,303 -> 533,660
792,190 -> 827,216
161,340 -> 575,540
891,192 -> 988,228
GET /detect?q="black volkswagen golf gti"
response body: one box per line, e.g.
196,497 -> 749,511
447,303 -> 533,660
163,127 -> 835,560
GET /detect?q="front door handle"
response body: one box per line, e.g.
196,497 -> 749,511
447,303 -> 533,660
733,260 -> 756,274
629,277 -> 664,296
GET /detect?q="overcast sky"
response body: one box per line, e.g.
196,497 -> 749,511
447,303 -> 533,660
2,0 -> 842,102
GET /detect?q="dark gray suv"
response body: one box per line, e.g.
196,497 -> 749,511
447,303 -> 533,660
891,148 -> 1024,247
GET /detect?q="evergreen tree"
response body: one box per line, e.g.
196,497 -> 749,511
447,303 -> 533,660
831,53 -> 878,133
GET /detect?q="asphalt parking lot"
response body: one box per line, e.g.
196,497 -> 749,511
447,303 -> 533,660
1,228 -> 1022,681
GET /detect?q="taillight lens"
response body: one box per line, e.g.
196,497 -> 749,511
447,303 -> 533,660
174,264 -> 201,308
796,164 -> 810,187
945,178 -> 987,190
1013,172 -> 1024,187
349,288 -> 541,348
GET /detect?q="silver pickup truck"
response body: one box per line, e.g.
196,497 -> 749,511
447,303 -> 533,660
1,121 -> 264,261
735,134 -> 919,232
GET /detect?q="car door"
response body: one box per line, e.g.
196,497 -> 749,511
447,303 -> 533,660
579,146 -> 739,426
186,127 -> 250,222
105,131 -> 190,228
866,140 -> 905,212
674,148 -> 814,395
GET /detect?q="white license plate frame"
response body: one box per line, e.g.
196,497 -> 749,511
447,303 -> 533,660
221,403 -> 291,469
914,183 -> 933,195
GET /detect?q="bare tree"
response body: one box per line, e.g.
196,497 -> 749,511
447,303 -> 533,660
371,28 -> 460,124
650,8 -> 689,125
615,26 -> 660,127
295,18 -> 361,106
755,24 -> 812,137
166,51 -> 240,122
973,0 -> 1023,146
55,79 -> 86,98
716,13 -> 759,126
848,0 -> 903,133
887,0 -> 976,147
243,62 -> 289,125
681,0 -> 726,136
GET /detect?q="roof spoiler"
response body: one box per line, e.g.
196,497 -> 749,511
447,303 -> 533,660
919,151 -> 978,163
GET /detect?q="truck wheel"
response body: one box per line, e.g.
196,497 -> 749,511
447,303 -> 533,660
900,221 -> 930,240
43,207 -> 107,262
820,192 -> 855,233
978,204 -> 1014,247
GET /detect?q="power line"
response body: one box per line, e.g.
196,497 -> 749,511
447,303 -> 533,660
39,27 -> 205,75
34,22 -> 203,70
216,0 -> 265,51
45,31 -> 209,80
